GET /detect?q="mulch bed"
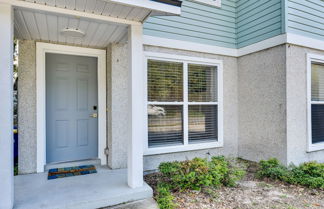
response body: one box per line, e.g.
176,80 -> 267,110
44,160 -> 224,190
144,161 -> 324,209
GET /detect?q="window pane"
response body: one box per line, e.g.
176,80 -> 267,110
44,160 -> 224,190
188,105 -> 217,143
148,105 -> 183,147
188,64 -> 217,102
311,63 -> 324,101
311,104 -> 324,144
148,60 -> 183,102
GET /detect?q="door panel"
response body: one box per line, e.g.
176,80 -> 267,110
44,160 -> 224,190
46,53 -> 98,163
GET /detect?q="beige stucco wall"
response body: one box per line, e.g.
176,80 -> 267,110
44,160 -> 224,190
143,46 -> 239,171
107,43 -> 129,169
17,41 -> 131,173
237,45 -> 287,164
18,40 -> 37,174
18,39 -> 323,174
286,45 -> 324,165
17,40 -> 240,172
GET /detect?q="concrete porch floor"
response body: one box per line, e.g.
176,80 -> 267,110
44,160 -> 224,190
14,167 -> 153,209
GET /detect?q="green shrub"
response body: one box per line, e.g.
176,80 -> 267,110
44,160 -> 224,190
155,157 -> 246,208
257,158 -> 290,180
158,157 -> 245,191
257,159 -> 324,189
156,183 -> 176,209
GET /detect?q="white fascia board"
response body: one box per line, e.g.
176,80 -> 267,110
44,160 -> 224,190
287,33 -> 324,52
143,35 -> 238,57
1,0 -> 141,26
144,33 -> 324,58
108,0 -> 181,15
237,34 -> 287,57
143,35 -> 287,57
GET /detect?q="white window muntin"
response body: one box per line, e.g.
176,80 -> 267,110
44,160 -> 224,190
144,52 -> 223,155
307,53 -> 324,152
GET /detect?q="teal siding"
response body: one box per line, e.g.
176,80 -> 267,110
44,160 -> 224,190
144,0 -> 286,49
236,0 -> 283,48
287,0 -> 324,41
144,0 -> 237,48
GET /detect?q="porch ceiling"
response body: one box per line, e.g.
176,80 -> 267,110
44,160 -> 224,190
22,0 -> 153,22
12,0 -> 181,48
14,8 -> 129,48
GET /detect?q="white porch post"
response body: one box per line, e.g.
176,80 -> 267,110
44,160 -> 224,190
0,3 -> 14,209
127,24 -> 144,188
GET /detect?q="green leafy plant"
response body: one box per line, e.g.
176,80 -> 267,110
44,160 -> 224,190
257,159 -> 324,189
155,157 -> 246,209
156,183 -> 177,209
257,158 -> 290,180
158,157 -> 245,190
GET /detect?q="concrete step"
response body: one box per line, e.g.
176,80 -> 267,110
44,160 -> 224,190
105,198 -> 159,209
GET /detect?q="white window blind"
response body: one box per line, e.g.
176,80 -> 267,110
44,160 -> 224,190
147,59 -> 219,148
148,60 -> 184,147
311,63 -> 324,144
188,64 -> 218,143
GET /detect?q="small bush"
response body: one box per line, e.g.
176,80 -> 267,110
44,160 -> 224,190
156,183 -> 176,209
155,157 -> 246,209
257,159 -> 324,189
158,157 -> 245,191
257,158 -> 290,180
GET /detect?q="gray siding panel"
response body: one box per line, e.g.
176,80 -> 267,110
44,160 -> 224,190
287,0 -> 324,41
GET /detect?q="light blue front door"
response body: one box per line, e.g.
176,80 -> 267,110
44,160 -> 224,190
46,53 -> 98,163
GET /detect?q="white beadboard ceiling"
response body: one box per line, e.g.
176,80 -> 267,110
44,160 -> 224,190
14,0 -> 157,48
14,8 -> 129,48
23,0 -> 151,21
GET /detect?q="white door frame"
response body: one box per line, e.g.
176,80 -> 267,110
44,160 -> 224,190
36,42 -> 107,173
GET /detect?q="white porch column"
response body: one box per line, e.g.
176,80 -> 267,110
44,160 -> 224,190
127,24 -> 144,188
0,3 -> 14,209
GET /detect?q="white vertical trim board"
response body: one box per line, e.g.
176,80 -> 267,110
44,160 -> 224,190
306,53 -> 324,152
0,3 -> 14,209
127,24 -> 144,188
36,42 -> 107,173
143,52 -> 224,155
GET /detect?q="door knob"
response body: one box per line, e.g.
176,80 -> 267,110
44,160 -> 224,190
90,113 -> 98,118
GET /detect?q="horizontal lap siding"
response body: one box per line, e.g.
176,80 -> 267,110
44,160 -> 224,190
144,0 -> 237,48
287,0 -> 324,41
236,0 -> 283,48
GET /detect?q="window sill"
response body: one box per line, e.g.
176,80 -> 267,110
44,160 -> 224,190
307,142 -> 324,152
144,141 -> 223,155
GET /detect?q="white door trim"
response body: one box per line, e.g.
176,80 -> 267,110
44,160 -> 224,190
36,42 -> 106,173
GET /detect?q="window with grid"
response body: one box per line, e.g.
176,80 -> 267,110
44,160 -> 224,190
147,59 -> 219,148
311,62 -> 324,145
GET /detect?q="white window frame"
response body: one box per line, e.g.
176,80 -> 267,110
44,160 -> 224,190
192,0 -> 221,7
143,52 -> 223,155
307,53 -> 324,152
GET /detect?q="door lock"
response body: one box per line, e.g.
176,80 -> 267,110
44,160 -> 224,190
90,113 -> 98,118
